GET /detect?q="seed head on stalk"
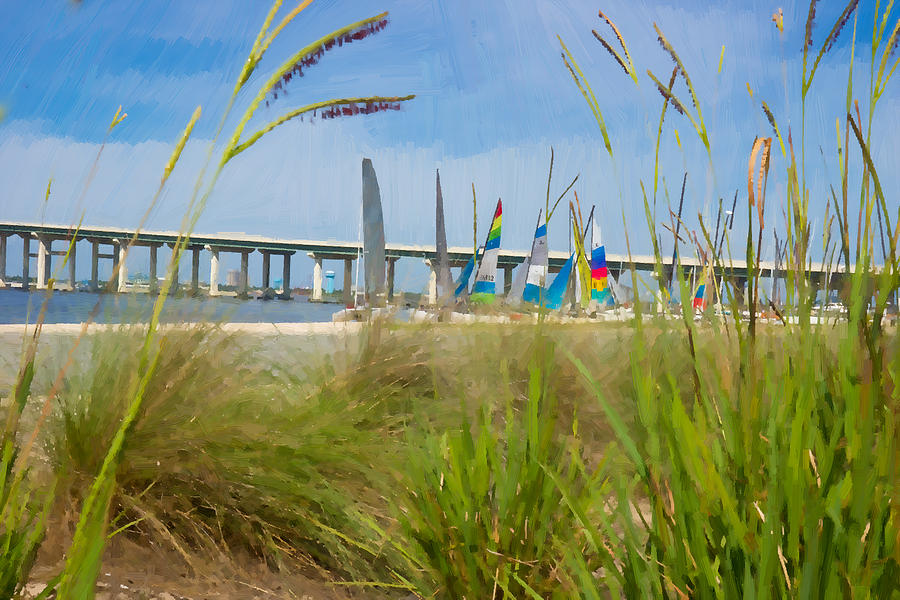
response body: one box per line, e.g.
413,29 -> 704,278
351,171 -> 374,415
593,9 -> 638,85
651,72 -> 686,116
824,0 -> 859,54
224,12 -> 414,166
266,16 -> 389,105
651,23 -> 710,157
772,8 -> 784,34
805,0 -> 818,49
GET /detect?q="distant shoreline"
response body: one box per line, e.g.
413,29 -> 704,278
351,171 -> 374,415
0,321 -> 363,336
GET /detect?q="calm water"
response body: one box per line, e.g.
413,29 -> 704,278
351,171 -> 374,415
0,288 -> 343,324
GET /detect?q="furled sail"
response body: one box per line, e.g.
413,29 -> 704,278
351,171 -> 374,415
435,169 -> 453,299
361,158 -> 386,303
470,198 -> 502,304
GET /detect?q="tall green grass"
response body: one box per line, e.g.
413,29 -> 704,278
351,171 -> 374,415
397,334 -> 604,598
547,1 -> 900,598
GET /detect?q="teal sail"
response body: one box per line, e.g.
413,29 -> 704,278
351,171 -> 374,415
542,252 -> 575,310
454,248 -> 482,298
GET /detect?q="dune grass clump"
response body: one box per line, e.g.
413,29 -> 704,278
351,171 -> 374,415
563,316 -> 900,597
397,334 -> 605,598
1,352 -> 53,600
47,325 -> 428,585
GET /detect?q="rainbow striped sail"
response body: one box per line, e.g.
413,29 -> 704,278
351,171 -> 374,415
590,217 -> 612,307
470,199 -> 502,304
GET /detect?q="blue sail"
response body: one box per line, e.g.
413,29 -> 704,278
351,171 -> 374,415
453,248 -> 482,297
521,219 -> 549,306
541,252 -> 575,310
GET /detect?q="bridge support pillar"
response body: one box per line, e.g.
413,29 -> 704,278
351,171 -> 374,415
170,253 -> 179,293
21,236 -> 30,291
191,247 -> 200,294
426,259 -> 437,306
116,242 -> 128,293
387,258 -> 396,301
110,242 -> 120,291
261,252 -> 270,289
208,248 -> 219,296
343,259 -> 352,306
503,264 -> 513,295
312,257 -> 323,301
68,240 -> 77,290
149,245 -> 159,294
280,253 -> 291,300
733,277 -> 747,307
0,235 -> 7,286
90,241 -> 99,291
36,237 -> 50,290
238,251 -> 250,299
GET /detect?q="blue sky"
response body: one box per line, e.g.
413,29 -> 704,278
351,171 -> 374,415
0,0 -> 897,289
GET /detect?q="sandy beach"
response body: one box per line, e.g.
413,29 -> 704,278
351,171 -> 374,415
0,320 -> 364,337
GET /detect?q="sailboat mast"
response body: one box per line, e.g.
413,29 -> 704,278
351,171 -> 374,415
354,184 -> 363,309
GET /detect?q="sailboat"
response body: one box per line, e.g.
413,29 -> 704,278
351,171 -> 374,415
692,268 -> 709,312
469,198 -> 502,304
506,211 -> 543,306
589,212 -> 614,311
332,158 -> 389,322
519,207 -> 578,312
362,158 -> 387,305
453,248 -> 482,298
434,169 -> 453,301
572,205 -> 592,312
542,251 -> 576,311
520,211 -> 549,306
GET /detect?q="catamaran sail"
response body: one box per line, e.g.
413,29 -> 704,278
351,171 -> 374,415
507,258 -> 529,304
522,212 -> 549,306
543,252 -> 575,311
590,216 -> 613,308
693,268 -> 708,311
573,208 -> 592,310
362,158 -> 386,304
507,211 -> 543,305
454,248 -> 481,298
435,169 -> 452,299
470,198 -> 502,304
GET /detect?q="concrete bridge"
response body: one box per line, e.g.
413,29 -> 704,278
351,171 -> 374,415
0,221 -> 848,304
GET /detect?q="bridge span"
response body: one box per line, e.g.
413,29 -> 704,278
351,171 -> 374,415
0,221 -> 845,304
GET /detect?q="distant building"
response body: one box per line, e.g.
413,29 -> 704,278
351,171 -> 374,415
226,269 -> 240,287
